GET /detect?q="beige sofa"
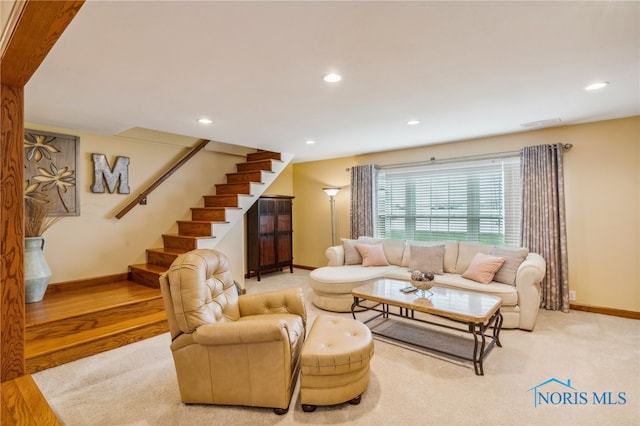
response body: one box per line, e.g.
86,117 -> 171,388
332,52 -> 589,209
309,238 -> 546,331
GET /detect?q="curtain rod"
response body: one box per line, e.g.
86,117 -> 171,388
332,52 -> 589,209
360,143 -> 573,171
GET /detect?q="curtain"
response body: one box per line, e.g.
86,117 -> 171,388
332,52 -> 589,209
521,144 -> 570,312
350,164 -> 376,238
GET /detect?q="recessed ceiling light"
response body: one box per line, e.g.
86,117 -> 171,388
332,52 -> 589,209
197,118 -> 213,124
323,73 -> 342,83
585,81 -> 609,91
407,120 -> 420,126
306,140 -> 316,145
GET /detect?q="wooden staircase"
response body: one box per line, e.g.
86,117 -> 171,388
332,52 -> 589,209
128,149 -> 287,288
24,149 -> 290,374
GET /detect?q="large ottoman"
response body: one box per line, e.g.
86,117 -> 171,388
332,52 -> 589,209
300,315 -> 374,412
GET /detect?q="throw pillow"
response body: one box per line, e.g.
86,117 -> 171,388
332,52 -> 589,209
342,238 -> 364,265
408,244 -> 445,275
355,243 -> 390,267
491,246 -> 529,285
461,253 -> 506,284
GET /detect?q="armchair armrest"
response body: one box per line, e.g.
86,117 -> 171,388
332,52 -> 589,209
193,318 -> 289,345
238,287 -> 307,325
326,245 -> 345,266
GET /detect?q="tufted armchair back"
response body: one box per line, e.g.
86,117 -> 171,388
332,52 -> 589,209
163,249 -> 240,335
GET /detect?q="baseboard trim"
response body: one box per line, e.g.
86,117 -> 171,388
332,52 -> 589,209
293,264 -> 315,271
570,303 -> 640,320
46,273 -> 130,294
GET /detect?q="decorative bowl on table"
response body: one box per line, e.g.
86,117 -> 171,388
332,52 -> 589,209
410,270 -> 436,297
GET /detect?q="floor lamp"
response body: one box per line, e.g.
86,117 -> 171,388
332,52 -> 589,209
322,187 -> 341,246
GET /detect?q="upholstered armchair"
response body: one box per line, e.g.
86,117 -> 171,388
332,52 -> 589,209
159,249 -> 307,414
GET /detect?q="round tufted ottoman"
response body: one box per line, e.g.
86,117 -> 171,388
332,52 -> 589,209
300,315 -> 374,412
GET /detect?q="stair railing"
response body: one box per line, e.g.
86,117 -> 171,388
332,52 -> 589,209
115,139 -> 210,219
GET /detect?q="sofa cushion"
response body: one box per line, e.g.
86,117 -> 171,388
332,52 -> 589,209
433,273 -> 519,307
403,240 -> 459,273
311,264 -> 401,286
359,238 -> 406,266
455,242 -> 494,274
408,244 -> 445,275
491,246 -> 529,285
356,243 -> 390,266
341,238 -> 364,265
462,253 -> 506,284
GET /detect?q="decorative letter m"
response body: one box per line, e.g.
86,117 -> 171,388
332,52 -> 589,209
91,153 -> 131,194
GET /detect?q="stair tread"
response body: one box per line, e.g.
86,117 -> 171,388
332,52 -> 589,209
26,311 -> 167,357
146,247 -> 186,255
25,281 -> 162,326
161,234 -> 217,239
176,220 -> 226,224
130,263 -> 168,272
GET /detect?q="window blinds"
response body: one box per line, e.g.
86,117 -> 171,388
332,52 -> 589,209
376,156 -> 521,246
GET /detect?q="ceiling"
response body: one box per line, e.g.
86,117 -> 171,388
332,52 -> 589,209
25,1 -> 640,163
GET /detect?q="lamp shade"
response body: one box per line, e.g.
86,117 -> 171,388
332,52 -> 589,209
322,187 -> 341,197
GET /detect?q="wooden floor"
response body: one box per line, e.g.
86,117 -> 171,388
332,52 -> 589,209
25,278 -> 168,374
1,278 -> 169,424
1,375 -> 60,426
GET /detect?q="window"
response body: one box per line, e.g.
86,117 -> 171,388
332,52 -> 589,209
375,156 -> 521,246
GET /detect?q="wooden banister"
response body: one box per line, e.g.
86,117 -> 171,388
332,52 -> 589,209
115,139 -> 210,219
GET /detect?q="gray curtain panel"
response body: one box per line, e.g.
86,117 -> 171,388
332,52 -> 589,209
350,164 -> 376,239
521,144 -> 570,312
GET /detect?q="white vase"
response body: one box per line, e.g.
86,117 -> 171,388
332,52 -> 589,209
24,236 -> 52,303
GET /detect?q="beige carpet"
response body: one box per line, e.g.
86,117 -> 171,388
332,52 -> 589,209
33,269 -> 639,425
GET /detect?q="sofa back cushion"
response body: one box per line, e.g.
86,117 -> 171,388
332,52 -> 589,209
455,242 -> 494,274
490,246 -> 529,285
403,240 -> 459,273
408,244 -> 445,274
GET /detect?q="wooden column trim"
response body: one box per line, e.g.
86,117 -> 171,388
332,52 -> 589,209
1,83 -> 25,381
0,0 -> 84,382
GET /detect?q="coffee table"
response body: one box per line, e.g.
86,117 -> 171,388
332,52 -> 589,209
351,278 -> 503,375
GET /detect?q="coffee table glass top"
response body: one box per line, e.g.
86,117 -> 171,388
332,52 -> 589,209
352,278 -> 502,323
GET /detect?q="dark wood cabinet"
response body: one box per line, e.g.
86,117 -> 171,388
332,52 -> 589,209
246,195 -> 294,281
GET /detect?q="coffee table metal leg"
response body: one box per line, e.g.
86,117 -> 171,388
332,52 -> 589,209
493,311 -> 503,347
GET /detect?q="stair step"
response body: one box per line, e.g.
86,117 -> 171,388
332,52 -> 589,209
247,150 -> 281,162
146,247 -> 185,268
226,170 -> 270,184
190,207 -> 229,221
177,220 -> 216,236
236,159 -> 276,172
215,182 -> 252,195
26,293 -> 164,343
129,263 -> 168,288
162,234 -> 216,251
24,279 -> 169,374
26,311 -> 168,374
203,194 -> 242,208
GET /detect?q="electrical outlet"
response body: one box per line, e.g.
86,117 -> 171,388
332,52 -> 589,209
569,290 -> 576,301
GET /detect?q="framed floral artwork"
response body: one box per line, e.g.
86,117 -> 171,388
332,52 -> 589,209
24,129 -> 79,216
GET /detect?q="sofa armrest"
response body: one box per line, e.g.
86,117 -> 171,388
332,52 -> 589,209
326,245 -> 345,266
515,253 -> 546,330
193,319 -> 289,345
238,287 -> 307,326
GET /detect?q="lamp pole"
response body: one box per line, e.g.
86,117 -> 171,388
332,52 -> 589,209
322,187 -> 341,246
